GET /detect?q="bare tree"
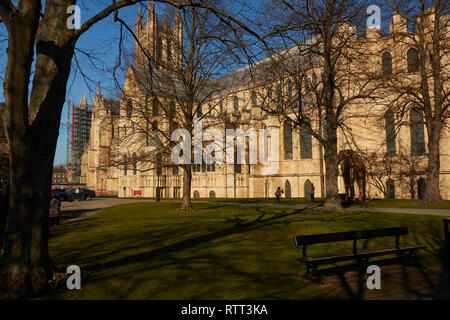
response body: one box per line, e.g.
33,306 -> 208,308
380,0 -> 450,205
255,0 -> 378,211
0,0 -> 259,299
107,4 -> 245,210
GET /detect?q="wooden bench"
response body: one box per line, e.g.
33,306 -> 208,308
293,227 -> 426,281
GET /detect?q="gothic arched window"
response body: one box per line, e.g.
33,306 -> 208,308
311,73 -> 318,88
386,178 -> 395,199
124,154 -> 128,176
167,39 -> 172,63
407,48 -> 419,73
262,125 -> 268,162
304,76 -> 310,93
251,92 -> 257,105
283,122 -> 293,160
300,118 -> 312,159
133,152 -> 137,175
209,190 -> 216,198
288,81 -> 293,99
152,99 -> 159,116
234,97 -> 239,113
384,111 -> 396,154
382,52 -> 393,76
126,100 -> 133,119
193,190 -> 200,198
410,109 -> 425,155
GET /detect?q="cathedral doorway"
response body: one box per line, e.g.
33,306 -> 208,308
304,180 -> 312,198
285,180 -> 291,198
417,178 -> 426,200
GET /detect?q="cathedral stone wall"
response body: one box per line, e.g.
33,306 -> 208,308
81,3 -> 449,200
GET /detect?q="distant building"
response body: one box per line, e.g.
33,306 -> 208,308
68,95 -> 92,183
52,166 -> 68,186
82,3 -> 450,200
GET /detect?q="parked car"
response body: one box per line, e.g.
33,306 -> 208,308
72,188 -> 96,201
52,189 -> 73,202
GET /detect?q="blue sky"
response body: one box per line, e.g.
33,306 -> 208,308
0,1 -> 260,167
52,0 -> 262,166
0,0 -> 394,167
53,2 -> 154,166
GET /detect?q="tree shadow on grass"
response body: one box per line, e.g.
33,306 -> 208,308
86,206 -> 306,273
311,220 -> 450,300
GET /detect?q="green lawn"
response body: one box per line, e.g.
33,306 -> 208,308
100,196 -> 450,209
60,209 -> 91,221
47,202 -> 447,299
358,199 -> 450,209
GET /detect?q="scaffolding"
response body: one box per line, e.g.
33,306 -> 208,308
66,96 -> 92,183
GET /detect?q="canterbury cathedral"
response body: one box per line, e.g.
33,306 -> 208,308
81,2 -> 449,201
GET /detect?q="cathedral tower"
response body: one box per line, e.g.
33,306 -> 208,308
134,1 -> 183,68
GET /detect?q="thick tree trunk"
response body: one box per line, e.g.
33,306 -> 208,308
181,165 -> 193,211
0,0 -> 75,298
0,147 -> 55,299
421,126 -> 444,206
0,179 -> 9,251
322,138 -> 344,212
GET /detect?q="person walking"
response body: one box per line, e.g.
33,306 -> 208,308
275,186 -> 283,204
49,196 -> 61,226
310,183 -> 315,203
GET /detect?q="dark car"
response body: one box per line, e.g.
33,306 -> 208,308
52,189 -> 73,202
72,188 -> 96,201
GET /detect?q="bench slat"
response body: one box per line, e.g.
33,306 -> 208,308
298,245 -> 426,264
294,227 -> 408,245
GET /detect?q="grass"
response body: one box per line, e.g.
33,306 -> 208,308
46,202 -> 448,299
359,199 -> 450,210
101,196 -> 450,209
60,209 -> 92,221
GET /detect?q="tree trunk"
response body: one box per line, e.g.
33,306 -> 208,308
0,0 -> 75,298
322,131 -> 343,212
0,146 -> 56,299
0,179 -> 9,251
181,165 -> 193,211
421,125 -> 444,206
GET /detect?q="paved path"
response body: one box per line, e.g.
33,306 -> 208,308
60,198 -> 156,224
346,206 -> 450,216
60,198 -> 450,224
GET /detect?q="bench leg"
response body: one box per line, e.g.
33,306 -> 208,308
303,263 -> 322,284
356,257 -> 370,271
399,250 -> 417,265
304,263 -> 311,278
